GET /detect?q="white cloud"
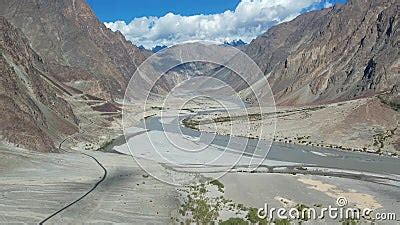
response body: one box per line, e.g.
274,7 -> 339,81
105,0 -> 330,48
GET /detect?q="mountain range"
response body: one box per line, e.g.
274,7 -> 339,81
223,39 -> 247,47
244,0 -> 399,106
0,0 -> 398,152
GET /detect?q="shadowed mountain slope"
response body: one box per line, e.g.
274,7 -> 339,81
0,16 -> 78,152
0,0 -> 147,100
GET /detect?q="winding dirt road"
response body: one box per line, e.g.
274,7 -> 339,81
39,99 -> 109,224
39,153 -> 107,224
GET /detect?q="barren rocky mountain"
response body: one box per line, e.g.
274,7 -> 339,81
0,0 -> 150,152
244,0 -> 399,106
171,0 -> 399,153
0,17 -> 78,152
1,0 -> 398,153
0,0 -> 147,100
145,0 -> 399,108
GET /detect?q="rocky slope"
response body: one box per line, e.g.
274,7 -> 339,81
0,17 -> 78,152
244,0 -> 399,106
0,0 -> 147,100
0,0 -> 152,152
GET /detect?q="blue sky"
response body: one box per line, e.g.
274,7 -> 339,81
87,0 -> 241,22
87,0 -> 347,48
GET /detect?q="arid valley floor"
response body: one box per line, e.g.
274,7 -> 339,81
1,97 -> 399,224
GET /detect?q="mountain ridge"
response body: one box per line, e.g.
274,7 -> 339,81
243,0 -> 399,106
0,0 -> 147,100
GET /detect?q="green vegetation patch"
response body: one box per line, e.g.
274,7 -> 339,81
295,203 -> 310,221
97,139 -> 115,151
341,218 -> 359,225
220,217 -> 248,225
373,128 -> 397,152
246,207 -> 269,224
182,117 -> 200,130
209,179 -> 224,192
181,198 -> 219,224
273,218 -> 292,225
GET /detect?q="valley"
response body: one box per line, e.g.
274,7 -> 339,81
1,97 -> 399,224
0,0 -> 398,224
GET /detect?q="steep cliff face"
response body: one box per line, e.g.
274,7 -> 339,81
0,0 -> 147,100
0,17 -> 78,152
244,0 -> 399,106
